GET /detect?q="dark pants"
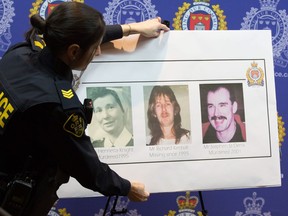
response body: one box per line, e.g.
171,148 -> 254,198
1,168 -> 69,216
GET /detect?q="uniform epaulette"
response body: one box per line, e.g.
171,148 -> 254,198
55,80 -> 82,111
31,34 -> 46,52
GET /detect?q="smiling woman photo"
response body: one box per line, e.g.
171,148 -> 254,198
88,87 -> 133,148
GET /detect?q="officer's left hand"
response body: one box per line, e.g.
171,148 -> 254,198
127,181 -> 150,202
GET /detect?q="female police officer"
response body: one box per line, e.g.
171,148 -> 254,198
0,2 -> 169,215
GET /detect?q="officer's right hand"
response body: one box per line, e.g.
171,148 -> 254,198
127,181 -> 150,202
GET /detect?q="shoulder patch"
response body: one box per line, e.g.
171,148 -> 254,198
63,113 -> 84,137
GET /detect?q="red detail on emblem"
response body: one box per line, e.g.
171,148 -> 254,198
190,13 -> 211,30
48,3 -> 59,15
250,69 -> 260,79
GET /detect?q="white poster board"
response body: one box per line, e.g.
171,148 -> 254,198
58,30 -> 281,197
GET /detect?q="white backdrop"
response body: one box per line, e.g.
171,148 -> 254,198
58,30 -> 281,197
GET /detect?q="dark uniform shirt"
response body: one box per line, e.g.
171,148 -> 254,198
0,25 -> 130,216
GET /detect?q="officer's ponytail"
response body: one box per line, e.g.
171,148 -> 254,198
30,14 -> 46,34
24,14 -> 46,45
25,2 -> 105,56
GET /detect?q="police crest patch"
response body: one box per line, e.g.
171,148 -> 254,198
103,0 -> 158,24
63,113 -> 84,137
172,0 -> 227,30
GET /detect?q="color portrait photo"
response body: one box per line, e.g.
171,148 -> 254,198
143,84 -> 191,145
199,83 -> 246,144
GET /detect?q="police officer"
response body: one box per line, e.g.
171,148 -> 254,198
0,2 -> 169,215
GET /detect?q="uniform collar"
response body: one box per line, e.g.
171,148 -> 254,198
39,47 -> 73,82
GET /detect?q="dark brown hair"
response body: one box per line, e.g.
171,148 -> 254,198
25,2 -> 105,55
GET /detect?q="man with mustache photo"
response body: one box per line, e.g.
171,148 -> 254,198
200,83 -> 246,144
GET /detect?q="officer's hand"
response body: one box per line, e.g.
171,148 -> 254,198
127,181 -> 150,202
124,17 -> 170,38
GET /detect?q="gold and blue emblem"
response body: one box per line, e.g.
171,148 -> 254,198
246,61 -> 265,87
173,0 -> 227,30
103,0 -> 158,24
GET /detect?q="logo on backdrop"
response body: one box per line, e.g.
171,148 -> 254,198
48,204 -> 71,216
94,196 -> 142,216
29,0 -> 84,19
235,192 -> 271,216
165,191 -> 203,216
0,0 -> 15,56
241,0 -> 288,68
103,0 -> 158,24
172,0 -> 227,30
246,61 -> 265,87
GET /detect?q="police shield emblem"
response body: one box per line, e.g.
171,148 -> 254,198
63,113 -> 84,137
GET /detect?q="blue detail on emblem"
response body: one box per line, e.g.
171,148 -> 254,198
103,0 -> 158,24
241,0 -> 288,68
0,0 -> 15,56
120,7 -> 142,23
249,11 -> 284,46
